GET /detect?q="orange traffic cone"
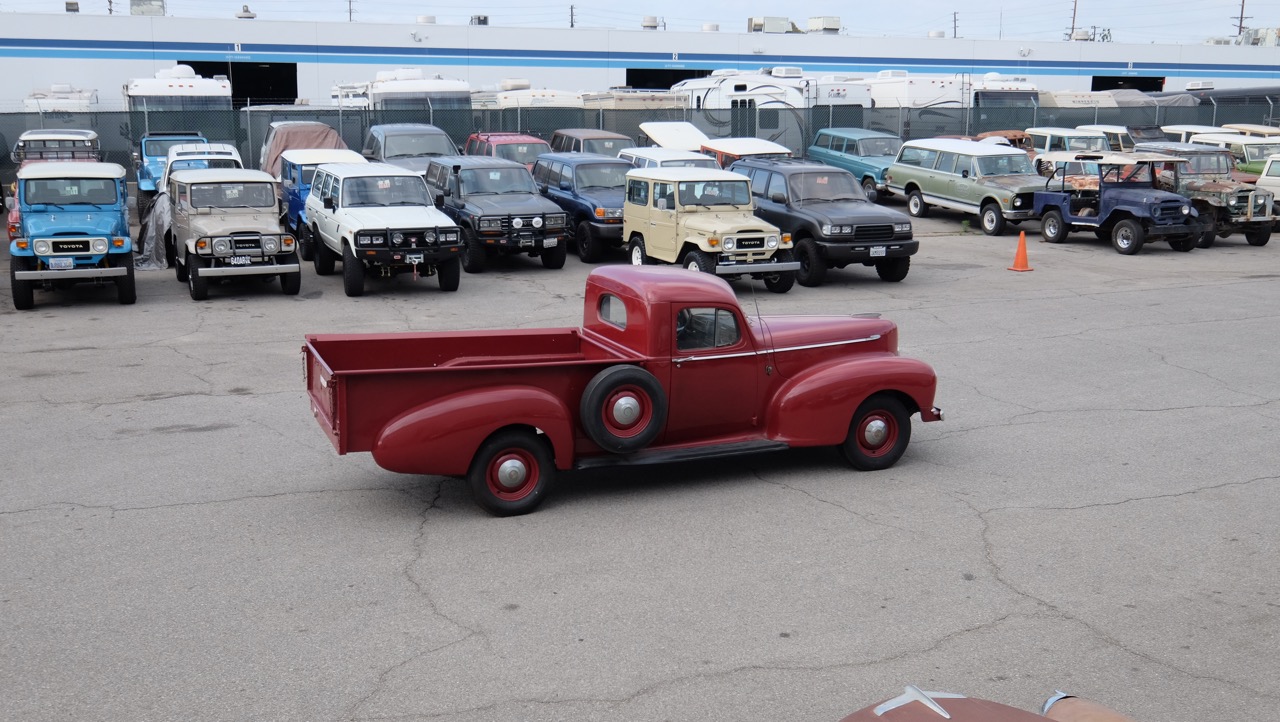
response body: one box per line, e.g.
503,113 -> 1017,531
1008,230 -> 1033,272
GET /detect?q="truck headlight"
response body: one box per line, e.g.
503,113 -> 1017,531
821,224 -> 833,234
546,214 -> 567,228
1013,196 -> 1024,207
34,240 -> 51,255
391,231 -> 405,246
1182,205 -> 1190,215
605,208 -> 623,219
91,238 -> 109,254
444,230 -> 459,242
478,216 -> 503,231
722,237 -> 735,250
766,235 -> 779,248
212,238 -> 231,255
1228,196 -> 1239,206
894,222 -> 911,233
263,237 -> 280,253
841,225 -> 853,233
531,217 -> 544,229
423,231 -> 436,244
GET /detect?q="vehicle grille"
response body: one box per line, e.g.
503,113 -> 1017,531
736,236 -> 766,250
501,216 -> 541,231
852,225 -> 895,242
390,228 -> 460,248
1152,201 -> 1188,224
232,234 -> 262,250
51,239 -> 93,253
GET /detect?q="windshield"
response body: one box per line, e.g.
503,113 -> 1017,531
145,138 -> 203,157
1181,153 -> 1235,175
788,172 -> 864,202
377,93 -> 472,111
24,177 -> 118,205
1064,136 -> 1110,152
857,138 -> 902,156
495,142 -> 549,166
341,175 -> 431,207
383,133 -> 457,159
976,154 -> 1035,176
171,159 -> 239,174
660,158 -> 719,169
583,138 -> 635,155
1100,164 -> 1154,183
459,168 -> 537,196
1245,143 -> 1280,162
128,96 -> 232,111
574,163 -> 629,190
677,180 -> 751,207
973,90 -> 1039,108
190,182 -> 275,208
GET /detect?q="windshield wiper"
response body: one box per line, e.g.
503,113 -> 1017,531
386,200 -> 425,206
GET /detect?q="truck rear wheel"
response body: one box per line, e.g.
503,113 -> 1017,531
580,365 -> 668,453
342,243 -> 365,297
10,255 -> 34,310
1111,219 -> 1145,255
112,254 -> 136,305
469,430 -> 553,516
840,394 -> 912,471
907,190 -> 929,218
861,177 -> 878,204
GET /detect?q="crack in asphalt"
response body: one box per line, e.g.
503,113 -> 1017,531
750,469 -> 914,534
0,486 -> 411,517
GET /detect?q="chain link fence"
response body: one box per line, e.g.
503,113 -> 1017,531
3,99 -> 1277,186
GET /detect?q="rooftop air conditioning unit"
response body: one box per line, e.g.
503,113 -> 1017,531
470,15 -> 489,25
1185,80 -> 1215,90
807,16 -> 840,34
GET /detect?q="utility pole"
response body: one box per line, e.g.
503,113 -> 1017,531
1236,0 -> 1251,34
952,11 -> 958,38
1068,0 -> 1078,39
570,4 -> 575,28
347,0 -> 354,22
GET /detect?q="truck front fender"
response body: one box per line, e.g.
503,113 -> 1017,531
372,385 -> 576,477
767,355 -> 940,446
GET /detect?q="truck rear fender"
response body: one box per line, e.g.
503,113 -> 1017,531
372,386 -> 575,477
766,356 -> 939,445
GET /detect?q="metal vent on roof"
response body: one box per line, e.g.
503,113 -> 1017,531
873,686 -> 966,718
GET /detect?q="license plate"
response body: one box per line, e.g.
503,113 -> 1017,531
543,238 -> 559,248
407,253 -> 423,264
870,246 -> 887,257
228,255 -> 251,266
49,257 -> 74,270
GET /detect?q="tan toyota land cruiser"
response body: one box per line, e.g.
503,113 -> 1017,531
622,167 -> 798,293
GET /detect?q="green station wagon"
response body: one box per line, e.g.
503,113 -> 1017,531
883,138 -> 1043,235
807,127 -> 903,203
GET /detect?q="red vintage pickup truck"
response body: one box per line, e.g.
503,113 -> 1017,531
303,266 -> 942,515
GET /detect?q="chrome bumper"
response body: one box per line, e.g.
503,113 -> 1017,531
199,262 -> 301,278
15,267 -> 128,281
714,261 -> 801,275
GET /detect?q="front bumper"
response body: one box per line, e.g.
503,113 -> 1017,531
1146,219 -> 1211,238
588,221 -> 624,241
15,266 -> 127,281
478,232 -> 564,252
353,242 -> 463,265
819,238 -> 918,263
196,256 -> 301,278
1003,209 -> 1039,220
714,256 -> 801,275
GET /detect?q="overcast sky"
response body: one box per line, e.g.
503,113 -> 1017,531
5,0 -> 1278,43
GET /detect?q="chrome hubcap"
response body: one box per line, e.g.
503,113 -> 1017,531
863,419 -> 888,448
496,458 -> 528,490
612,396 -> 641,426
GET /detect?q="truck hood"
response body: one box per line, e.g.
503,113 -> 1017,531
190,211 -> 283,237
466,195 -> 563,216
759,314 -> 898,376
1182,177 -> 1260,194
25,210 -> 122,238
976,174 -> 1044,193
792,200 -> 910,225
579,187 -> 625,210
343,206 -> 456,229
1108,188 -> 1190,205
682,212 -> 779,235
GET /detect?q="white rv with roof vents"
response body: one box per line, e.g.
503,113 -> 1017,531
861,70 -> 1039,109
123,65 -> 232,111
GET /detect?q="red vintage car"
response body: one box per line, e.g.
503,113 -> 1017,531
838,687 -> 1137,722
303,266 -> 942,515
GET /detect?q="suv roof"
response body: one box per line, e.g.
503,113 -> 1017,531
900,138 -> 1028,156
1132,141 -> 1227,154
18,129 -> 98,141
18,161 -> 125,180
536,152 -> 631,167
369,123 -> 450,136
553,128 -> 629,140
728,157 -> 843,175
315,162 -> 424,178
1190,133 -> 1274,144
625,167 -> 749,182
620,147 -> 709,161
1036,151 -> 1188,166
281,148 -> 366,165
170,168 -> 276,184
1025,126 -> 1107,136
816,127 -> 899,140
143,130 -> 203,138
470,132 -> 546,144
701,138 -> 791,155
431,155 -> 528,170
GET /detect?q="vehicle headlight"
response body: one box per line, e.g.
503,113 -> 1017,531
722,237 -> 735,250
478,216 -> 503,230
512,217 -> 524,229
424,231 -> 436,244
894,222 -> 911,233
841,225 -> 853,233
34,240 -> 51,255
821,224 -> 833,235
531,216 -> 544,229
547,214 -> 567,228
212,237 -> 231,255
263,237 -> 280,253
91,238 -> 109,254
444,230 -> 459,242
1182,205 -> 1191,215
766,235 -> 779,248
392,231 -> 405,246
357,232 -> 385,246
605,208 -> 623,219
1013,197 -> 1024,207
1228,196 -> 1238,206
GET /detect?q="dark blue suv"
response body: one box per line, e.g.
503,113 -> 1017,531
531,152 -> 631,263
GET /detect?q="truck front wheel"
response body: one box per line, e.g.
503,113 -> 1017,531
980,203 -> 1006,236
297,224 -> 315,262
10,255 -> 34,310
580,365 -> 668,453
795,238 -> 827,287
468,430 -> 553,517
342,243 -> 365,297
1111,219 -> 1145,255
313,229 -> 336,276
461,227 -> 487,273
628,237 -> 649,265
437,257 -> 461,291
683,248 -> 715,274
187,255 -> 209,301
762,249 -> 796,293
1041,210 -> 1068,244
112,254 -> 136,305
840,394 -> 912,471
1245,225 -> 1272,246
541,238 -> 567,269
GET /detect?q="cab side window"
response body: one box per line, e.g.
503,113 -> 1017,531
935,152 -> 958,175
749,168 -> 770,196
765,172 -> 787,201
626,178 -> 649,205
676,307 -> 741,352
814,133 -> 833,150
653,182 -> 675,209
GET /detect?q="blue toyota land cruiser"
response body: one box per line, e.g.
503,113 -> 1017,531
531,152 -> 631,263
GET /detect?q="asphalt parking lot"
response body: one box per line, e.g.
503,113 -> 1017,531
3,210 -> 1278,722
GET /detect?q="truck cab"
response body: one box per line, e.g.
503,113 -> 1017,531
622,166 -> 798,293
8,161 -> 135,309
134,130 -> 206,210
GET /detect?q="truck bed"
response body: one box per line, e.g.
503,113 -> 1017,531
304,327 -> 641,454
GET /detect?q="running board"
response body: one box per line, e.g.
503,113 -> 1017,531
574,439 -> 790,470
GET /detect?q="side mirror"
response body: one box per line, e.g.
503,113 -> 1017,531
4,197 -> 14,212
559,180 -> 573,191
961,169 -> 970,178
770,192 -> 786,204
132,151 -> 141,168
433,193 -> 444,209
323,196 -> 336,210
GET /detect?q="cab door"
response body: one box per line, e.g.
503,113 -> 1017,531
648,181 -> 678,261
665,305 -> 762,440
171,181 -> 192,258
